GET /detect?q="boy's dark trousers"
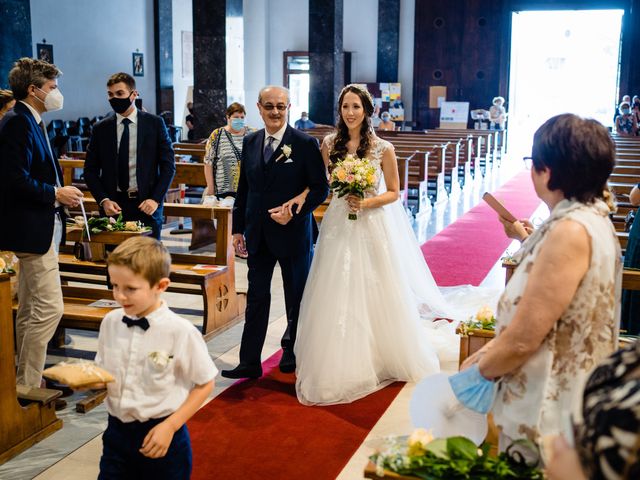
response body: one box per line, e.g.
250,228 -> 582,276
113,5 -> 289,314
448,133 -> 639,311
98,414 -> 191,480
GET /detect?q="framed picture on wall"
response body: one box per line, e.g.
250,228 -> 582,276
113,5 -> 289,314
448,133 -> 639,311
132,52 -> 144,77
36,43 -> 54,64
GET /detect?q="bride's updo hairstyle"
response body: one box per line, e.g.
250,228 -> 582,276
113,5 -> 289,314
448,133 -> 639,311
330,84 -> 375,164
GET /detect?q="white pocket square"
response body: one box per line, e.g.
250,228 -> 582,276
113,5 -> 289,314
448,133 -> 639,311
284,158 -> 293,163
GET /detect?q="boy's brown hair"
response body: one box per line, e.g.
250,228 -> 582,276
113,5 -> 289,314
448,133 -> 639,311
107,237 -> 171,286
107,72 -> 136,91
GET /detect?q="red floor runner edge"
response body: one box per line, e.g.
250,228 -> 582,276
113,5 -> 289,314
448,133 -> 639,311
188,170 -> 541,479
421,170 -> 541,286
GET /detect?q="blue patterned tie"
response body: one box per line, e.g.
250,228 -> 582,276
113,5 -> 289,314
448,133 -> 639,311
263,136 -> 275,164
118,118 -> 132,191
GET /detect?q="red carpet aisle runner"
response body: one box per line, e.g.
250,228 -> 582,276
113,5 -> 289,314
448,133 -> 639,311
188,170 -> 540,479
189,351 -> 403,479
421,170 -> 540,286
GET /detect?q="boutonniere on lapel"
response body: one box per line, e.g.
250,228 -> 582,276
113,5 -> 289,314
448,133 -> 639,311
275,144 -> 293,163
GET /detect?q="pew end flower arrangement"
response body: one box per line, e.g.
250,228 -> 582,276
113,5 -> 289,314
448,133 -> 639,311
330,154 -> 379,220
458,305 -> 496,335
369,428 -> 543,479
74,213 -> 150,235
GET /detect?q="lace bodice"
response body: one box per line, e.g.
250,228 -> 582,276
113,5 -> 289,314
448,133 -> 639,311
323,133 -> 393,194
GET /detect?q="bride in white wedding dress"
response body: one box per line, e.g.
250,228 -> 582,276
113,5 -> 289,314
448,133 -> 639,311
291,85 -> 487,406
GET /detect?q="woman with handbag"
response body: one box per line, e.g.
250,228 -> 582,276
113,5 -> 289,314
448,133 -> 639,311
203,102 -> 254,201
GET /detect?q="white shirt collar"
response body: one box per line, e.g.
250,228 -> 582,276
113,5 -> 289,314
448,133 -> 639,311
130,299 -> 169,325
19,100 -> 42,125
264,122 -> 287,145
117,107 -> 138,125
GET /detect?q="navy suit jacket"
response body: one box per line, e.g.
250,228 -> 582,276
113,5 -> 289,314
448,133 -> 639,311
84,110 -> 175,205
0,102 -> 64,254
233,125 -> 329,258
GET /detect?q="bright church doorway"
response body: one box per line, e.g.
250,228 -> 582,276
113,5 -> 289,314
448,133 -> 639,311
507,9 -> 624,158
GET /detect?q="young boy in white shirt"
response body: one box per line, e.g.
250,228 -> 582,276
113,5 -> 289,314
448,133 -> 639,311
94,236 -> 217,479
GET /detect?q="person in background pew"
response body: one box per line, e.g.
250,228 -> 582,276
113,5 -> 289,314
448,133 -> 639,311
185,102 -> 197,141
615,101 -> 638,136
84,72 -> 176,239
632,96 -> 640,132
621,184 -> 640,334
95,237 -> 216,479
377,111 -> 396,131
0,58 -> 83,395
294,111 -> 316,130
0,89 -> 15,119
465,114 -> 621,450
489,96 -> 507,130
202,102 -> 254,205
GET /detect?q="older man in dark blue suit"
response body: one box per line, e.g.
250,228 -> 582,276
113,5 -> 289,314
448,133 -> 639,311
222,86 -> 329,379
0,58 -> 83,388
84,73 -> 175,239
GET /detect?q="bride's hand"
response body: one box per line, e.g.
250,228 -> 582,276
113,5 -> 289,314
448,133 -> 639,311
282,190 -> 309,216
346,195 -> 367,213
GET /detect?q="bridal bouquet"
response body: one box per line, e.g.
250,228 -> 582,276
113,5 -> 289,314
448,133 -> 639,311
369,429 -> 543,479
330,154 -> 378,220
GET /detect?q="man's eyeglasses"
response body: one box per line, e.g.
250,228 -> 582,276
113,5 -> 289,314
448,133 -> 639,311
260,103 -> 288,111
523,156 -> 533,170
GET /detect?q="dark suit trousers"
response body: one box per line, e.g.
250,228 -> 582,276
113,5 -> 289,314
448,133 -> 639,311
239,233 -> 312,366
114,192 -> 163,240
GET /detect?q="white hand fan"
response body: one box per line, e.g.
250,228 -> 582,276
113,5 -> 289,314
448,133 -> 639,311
410,373 -> 488,445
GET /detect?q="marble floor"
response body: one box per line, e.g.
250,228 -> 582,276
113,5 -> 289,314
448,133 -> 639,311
0,157 -> 542,480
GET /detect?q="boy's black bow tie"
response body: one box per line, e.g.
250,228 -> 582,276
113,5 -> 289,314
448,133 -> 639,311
122,316 -> 150,331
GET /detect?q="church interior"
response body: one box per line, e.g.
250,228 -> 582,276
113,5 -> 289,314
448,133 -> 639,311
1,0 -> 640,479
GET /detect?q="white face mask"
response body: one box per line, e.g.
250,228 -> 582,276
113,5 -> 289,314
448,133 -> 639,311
34,86 -> 64,112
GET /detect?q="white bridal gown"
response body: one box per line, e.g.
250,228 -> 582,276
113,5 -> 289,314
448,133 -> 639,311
295,136 -> 486,406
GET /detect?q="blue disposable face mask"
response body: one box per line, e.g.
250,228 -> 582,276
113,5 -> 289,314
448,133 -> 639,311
231,118 -> 245,130
622,108 -> 630,115
448,364 -> 497,414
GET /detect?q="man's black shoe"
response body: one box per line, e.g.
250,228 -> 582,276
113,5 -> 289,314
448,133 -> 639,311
221,365 -> 262,379
279,350 -> 296,374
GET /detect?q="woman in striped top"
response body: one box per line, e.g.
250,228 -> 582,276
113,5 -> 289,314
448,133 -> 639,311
203,102 -> 253,198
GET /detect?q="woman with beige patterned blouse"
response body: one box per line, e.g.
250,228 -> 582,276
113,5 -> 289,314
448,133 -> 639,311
462,113 -> 622,449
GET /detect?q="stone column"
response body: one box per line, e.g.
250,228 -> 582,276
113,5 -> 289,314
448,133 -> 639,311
309,0 -> 344,125
154,0 -> 173,119
376,0 -> 400,82
192,0 -> 227,139
0,0 -> 32,89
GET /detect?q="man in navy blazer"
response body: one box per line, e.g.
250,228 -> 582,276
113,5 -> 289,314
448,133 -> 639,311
84,73 -> 175,239
0,58 -> 83,388
222,86 -> 329,379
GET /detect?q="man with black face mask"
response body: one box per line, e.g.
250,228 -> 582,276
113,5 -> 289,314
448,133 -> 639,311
84,72 -> 175,239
